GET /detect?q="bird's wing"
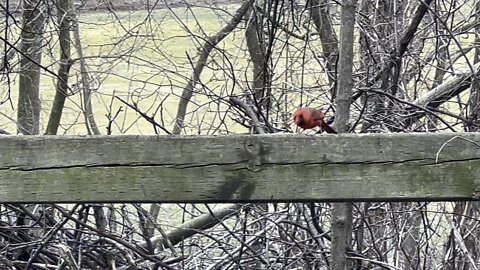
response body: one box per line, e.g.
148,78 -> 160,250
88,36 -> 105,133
310,109 -> 324,122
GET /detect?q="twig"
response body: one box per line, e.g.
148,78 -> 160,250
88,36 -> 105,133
25,205 -> 80,269
449,219 -> 479,270
52,204 -> 175,270
229,97 -> 266,134
435,135 -> 480,163
352,0 -> 434,102
358,88 -> 458,132
346,256 -> 402,270
115,96 -> 172,135
172,0 -> 252,134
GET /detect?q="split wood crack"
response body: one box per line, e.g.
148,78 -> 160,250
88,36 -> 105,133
3,157 -> 480,172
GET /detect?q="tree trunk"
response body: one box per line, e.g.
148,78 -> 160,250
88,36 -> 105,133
335,0 -> 356,132
16,1 -> 47,258
309,0 -> 338,92
245,1 -> 270,110
46,0 -> 72,135
332,0 -> 357,269
17,0 -> 46,135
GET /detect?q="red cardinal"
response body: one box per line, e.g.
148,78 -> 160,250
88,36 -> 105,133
293,107 -> 337,134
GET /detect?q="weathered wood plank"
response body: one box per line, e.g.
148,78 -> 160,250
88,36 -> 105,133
1,133 -> 480,202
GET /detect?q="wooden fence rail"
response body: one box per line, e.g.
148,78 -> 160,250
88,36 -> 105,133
1,133 -> 479,203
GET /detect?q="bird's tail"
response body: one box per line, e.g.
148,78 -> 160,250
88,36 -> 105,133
320,121 -> 337,134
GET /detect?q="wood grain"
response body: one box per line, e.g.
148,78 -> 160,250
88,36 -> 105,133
1,133 -> 479,202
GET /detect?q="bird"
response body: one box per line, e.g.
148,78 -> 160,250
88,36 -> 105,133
293,107 -> 337,134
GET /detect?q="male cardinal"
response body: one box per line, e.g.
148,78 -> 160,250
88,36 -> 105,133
293,107 -> 337,134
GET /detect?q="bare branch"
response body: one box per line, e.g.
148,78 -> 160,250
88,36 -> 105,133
173,0 -> 252,134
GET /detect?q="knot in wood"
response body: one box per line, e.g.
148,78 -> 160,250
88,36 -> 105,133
334,219 -> 346,228
244,138 -> 263,172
